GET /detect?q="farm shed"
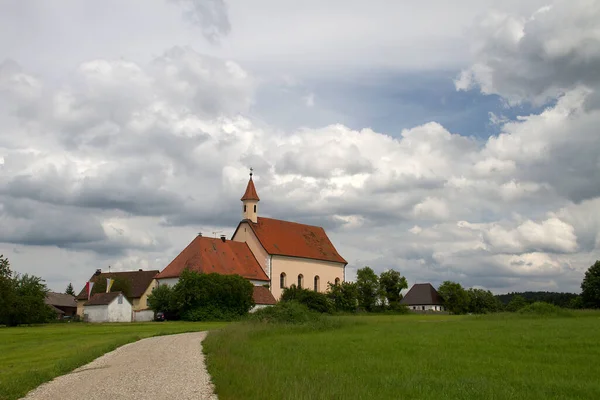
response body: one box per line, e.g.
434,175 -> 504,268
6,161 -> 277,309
84,292 -> 132,323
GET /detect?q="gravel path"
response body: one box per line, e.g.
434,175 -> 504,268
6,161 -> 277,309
21,331 -> 217,400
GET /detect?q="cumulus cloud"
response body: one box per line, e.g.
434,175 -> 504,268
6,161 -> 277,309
456,0 -> 600,106
2,0 -> 600,295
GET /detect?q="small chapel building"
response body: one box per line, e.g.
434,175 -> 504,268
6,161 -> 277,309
155,171 -> 347,302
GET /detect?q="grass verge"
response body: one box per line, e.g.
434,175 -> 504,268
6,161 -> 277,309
204,313 -> 600,400
0,321 -> 225,400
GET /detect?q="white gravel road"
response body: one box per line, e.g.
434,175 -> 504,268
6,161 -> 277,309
21,331 -> 217,400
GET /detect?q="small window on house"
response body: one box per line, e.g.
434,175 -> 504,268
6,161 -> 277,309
280,272 -> 286,288
254,205 -> 257,212
422,306 -> 425,311
314,276 -> 320,292
244,205 -> 247,212
298,274 -> 304,288
334,277 -> 341,285
118,294 -> 123,304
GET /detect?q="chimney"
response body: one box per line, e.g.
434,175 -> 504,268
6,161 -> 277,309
138,269 -> 143,271
94,269 -> 101,275
220,235 -> 226,242
198,232 -> 202,237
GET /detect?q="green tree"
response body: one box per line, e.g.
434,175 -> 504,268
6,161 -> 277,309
65,283 -> 76,296
147,284 -> 176,315
379,270 -> 408,308
0,256 -> 54,326
568,296 -> 584,309
171,270 -> 255,320
438,281 -> 470,314
326,281 -> 358,312
506,294 -> 527,312
0,255 -> 16,325
356,267 -> 380,312
466,288 -> 503,314
581,260 -> 600,309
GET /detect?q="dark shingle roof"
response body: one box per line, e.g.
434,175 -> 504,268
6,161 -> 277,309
85,292 -> 124,306
400,283 -> 444,306
45,292 -> 76,308
76,270 -> 159,300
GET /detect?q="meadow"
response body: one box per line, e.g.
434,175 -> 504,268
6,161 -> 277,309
0,321 -> 225,400
203,312 -> 600,400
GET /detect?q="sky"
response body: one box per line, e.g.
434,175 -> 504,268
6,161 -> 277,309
1,0 -> 600,295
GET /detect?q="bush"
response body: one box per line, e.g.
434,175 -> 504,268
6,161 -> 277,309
147,270 -> 255,321
248,301 -> 321,324
327,281 -> 358,312
182,305 -> 242,322
518,302 -> 573,317
280,285 -> 332,313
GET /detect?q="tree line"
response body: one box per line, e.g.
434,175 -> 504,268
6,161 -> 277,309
0,255 -> 55,326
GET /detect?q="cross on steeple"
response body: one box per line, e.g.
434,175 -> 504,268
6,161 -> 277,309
249,167 -> 253,177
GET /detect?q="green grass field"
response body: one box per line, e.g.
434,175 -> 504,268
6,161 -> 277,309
204,313 -> 600,400
0,321 -> 225,400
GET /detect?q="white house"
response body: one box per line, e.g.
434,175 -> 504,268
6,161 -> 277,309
83,292 -> 133,322
400,283 -> 446,312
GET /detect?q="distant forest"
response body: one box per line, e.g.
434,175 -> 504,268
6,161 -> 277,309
495,291 -> 579,308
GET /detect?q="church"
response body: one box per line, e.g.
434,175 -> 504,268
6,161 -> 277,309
154,171 -> 348,305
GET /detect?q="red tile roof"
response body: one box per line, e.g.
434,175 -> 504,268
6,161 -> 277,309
253,286 -> 277,305
241,177 -> 260,201
155,236 -> 269,281
238,217 -> 347,264
76,270 -> 159,301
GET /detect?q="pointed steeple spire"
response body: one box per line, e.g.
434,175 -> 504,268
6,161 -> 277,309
241,168 -> 260,201
241,168 -> 260,223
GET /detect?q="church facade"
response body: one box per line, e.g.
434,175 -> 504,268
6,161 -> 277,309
155,172 -> 347,302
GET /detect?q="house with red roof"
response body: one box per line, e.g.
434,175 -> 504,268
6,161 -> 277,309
155,170 -> 347,305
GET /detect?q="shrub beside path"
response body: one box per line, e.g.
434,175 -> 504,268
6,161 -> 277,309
21,331 -> 217,400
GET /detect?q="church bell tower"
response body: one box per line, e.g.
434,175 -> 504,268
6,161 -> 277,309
241,168 -> 260,223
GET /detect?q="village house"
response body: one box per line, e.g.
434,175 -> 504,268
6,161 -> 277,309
155,171 -> 347,303
76,269 -> 159,321
83,292 -> 132,323
400,283 -> 445,312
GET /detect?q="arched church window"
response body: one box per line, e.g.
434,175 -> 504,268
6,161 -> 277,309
298,274 -> 304,288
335,277 -> 340,285
280,272 -> 286,288
254,205 -> 257,212
244,205 -> 247,212
314,276 -> 320,292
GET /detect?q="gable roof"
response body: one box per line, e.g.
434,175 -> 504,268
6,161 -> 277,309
76,270 -> 159,300
241,177 -> 260,201
252,286 -> 277,305
236,217 -> 347,264
400,283 -> 444,306
85,292 -> 126,306
45,292 -> 76,308
155,236 -> 269,281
